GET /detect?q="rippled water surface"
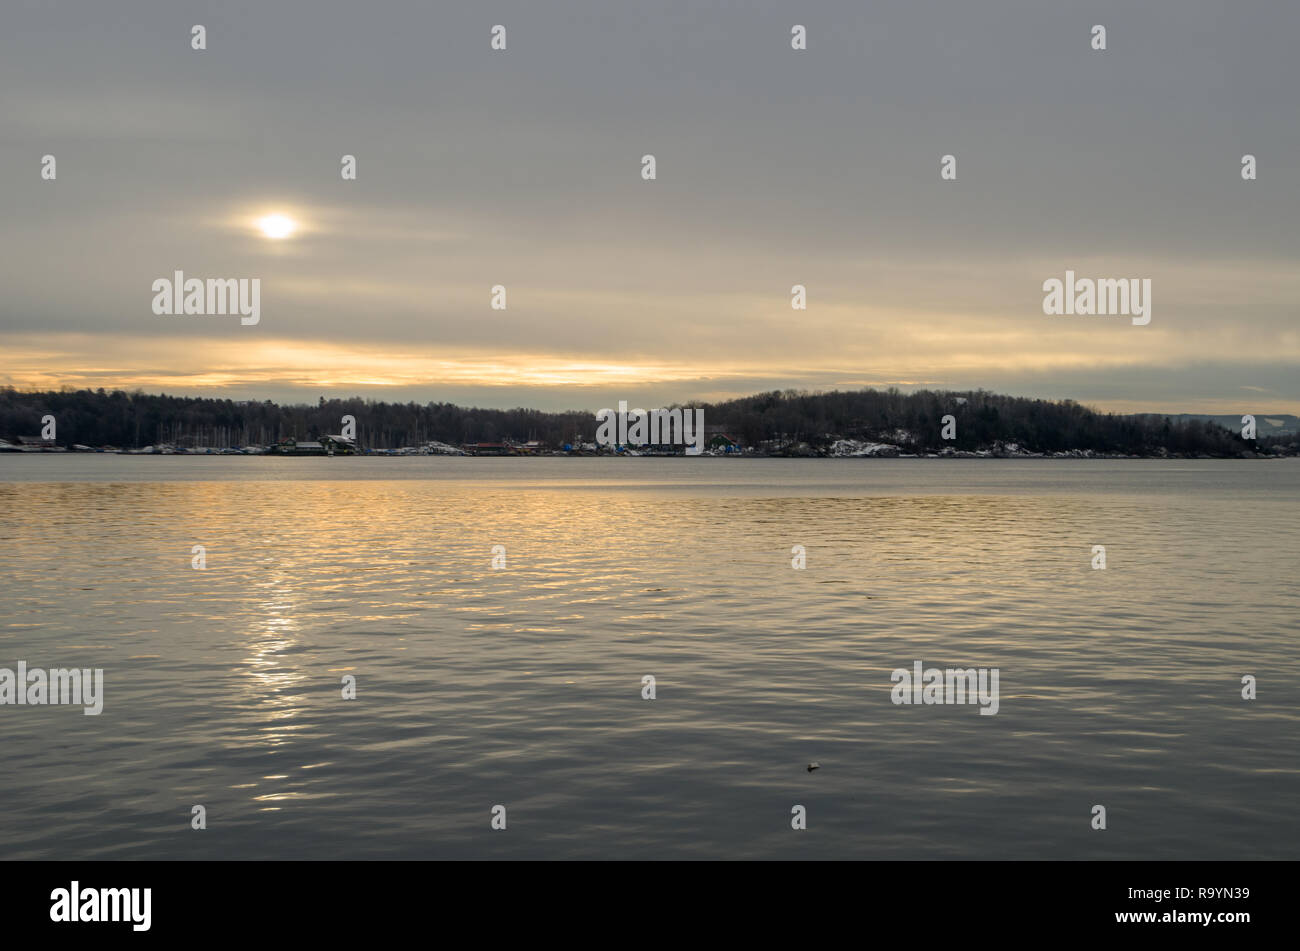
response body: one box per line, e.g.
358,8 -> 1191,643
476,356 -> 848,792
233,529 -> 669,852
1,457 -> 1296,859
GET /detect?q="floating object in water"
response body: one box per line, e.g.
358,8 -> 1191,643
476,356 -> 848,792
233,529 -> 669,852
807,762 -> 820,772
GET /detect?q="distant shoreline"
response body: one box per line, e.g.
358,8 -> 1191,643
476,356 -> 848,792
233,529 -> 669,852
5,387 -> 1295,460
0,449 -> 1288,460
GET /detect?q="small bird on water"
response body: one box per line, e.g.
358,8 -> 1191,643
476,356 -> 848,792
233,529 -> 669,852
807,762 -> 820,772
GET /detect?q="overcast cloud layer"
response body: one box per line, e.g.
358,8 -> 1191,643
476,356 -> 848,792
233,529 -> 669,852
1,0 -> 1296,412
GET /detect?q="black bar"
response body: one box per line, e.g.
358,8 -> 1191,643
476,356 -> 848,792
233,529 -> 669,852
1,860 -> 1280,938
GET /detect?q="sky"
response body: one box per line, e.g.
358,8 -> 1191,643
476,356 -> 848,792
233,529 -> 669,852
1,0 -> 1297,414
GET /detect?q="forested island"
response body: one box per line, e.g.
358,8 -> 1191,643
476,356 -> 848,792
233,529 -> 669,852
0,386 -> 1295,457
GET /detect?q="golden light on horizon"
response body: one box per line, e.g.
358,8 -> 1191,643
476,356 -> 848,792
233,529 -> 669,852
258,214 -> 296,239
1,325 -> 1296,416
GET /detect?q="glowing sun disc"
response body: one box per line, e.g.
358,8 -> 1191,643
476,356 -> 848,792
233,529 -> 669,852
259,214 -> 296,239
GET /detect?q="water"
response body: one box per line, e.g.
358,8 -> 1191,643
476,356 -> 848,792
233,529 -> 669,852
1,456 -> 1296,859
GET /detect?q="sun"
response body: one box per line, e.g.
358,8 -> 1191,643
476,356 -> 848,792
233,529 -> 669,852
258,214 -> 296,239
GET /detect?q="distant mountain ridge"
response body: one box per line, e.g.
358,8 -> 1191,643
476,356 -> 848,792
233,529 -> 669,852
1157,414 -> 1300,436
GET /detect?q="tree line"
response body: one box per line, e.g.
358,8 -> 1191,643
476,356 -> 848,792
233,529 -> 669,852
0,386 -> 1289,455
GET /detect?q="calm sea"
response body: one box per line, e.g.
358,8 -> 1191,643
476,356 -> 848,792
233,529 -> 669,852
1,457 -> 1296,859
